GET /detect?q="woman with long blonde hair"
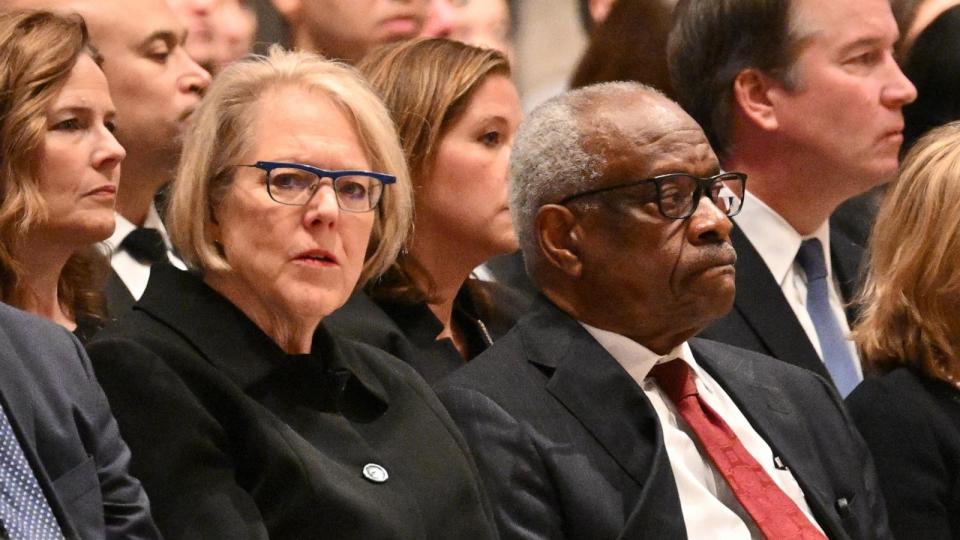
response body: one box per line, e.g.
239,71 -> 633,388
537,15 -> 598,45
847,120 -> 960,539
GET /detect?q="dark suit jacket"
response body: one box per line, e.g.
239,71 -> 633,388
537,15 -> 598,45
847,367 -> 960,539
103,269 -> 135,319
697,220 -> 865,382
0,302 -> 159,539
327,279 -> 531,385
87,265 -> 497,539
437,297 -> 891,539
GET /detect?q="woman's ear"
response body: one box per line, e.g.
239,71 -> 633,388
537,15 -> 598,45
536,204 -> 583,279
208,201 -> 222,246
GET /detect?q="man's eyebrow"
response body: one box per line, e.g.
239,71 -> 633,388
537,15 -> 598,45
837,35 -> 891,55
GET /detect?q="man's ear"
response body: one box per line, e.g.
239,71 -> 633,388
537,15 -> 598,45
536,204 -> 583,279
270,0 -> 301,19
732,68 -> 781,132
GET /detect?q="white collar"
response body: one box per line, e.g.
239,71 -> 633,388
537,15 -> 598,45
733,190 -> 832,285
579,322 -> 697,383
102,204 -> 173,254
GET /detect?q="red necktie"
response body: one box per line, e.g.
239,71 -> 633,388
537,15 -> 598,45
649,359 -> 826,539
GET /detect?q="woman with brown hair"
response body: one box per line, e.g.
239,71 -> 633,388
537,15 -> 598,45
0,9 -> 125,341
327,38 -> 525,384
847,120 -> 960,539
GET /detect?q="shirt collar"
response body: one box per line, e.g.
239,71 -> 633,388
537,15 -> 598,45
102,204 -> 173,253
734,190 -> 832,284
579,322 -> 696,382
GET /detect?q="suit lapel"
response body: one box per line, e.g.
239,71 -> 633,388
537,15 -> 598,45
692,340 -> 846,538
828,221 -> 865,323
0,327 -> 36,444
730,227 -> 831,380
0,316 -> 79,538
103,269 -> 135,319
520,301 -> 685,535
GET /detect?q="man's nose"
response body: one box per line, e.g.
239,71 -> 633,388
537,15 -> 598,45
177,49 -> 212,95
687,195 -> 733,244
881,52 -> 917,108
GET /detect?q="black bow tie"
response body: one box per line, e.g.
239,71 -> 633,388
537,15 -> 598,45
120,227 -> 167,265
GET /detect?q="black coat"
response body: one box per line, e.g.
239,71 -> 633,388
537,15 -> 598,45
847,367 -> 960,539
86,264 -> 498,539
326,279 -> 530,385
0,302 -> 159,539
437,297 -> 892,539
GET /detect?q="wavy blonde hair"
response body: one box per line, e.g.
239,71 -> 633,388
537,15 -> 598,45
0,9 -> 107,319
854,120 -> 960,383
167,46 -> 412,286
356,38 -> 510,303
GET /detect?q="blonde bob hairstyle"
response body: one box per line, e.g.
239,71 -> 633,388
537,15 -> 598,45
854,120 -> 960,384
356,38 -> 510,303
167,46 -> 412,286
0,9 -> 107,319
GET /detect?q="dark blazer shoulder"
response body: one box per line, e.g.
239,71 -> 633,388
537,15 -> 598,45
0,303 -> 160,539
846,367 -> 960,540
324,291 -> 403,351
691,337 -> 837,388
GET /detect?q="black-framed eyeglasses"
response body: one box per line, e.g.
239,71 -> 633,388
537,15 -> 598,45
237,160 -> 396,212
558,171 -> 747,220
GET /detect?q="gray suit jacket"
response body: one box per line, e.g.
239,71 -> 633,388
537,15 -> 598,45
437,297 -> 891,539
0,302 -> 159,539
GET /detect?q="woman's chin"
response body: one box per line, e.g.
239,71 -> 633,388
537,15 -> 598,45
289,291 -> 351,322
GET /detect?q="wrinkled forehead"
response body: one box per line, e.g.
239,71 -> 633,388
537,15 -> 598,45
581,97 -> 719,184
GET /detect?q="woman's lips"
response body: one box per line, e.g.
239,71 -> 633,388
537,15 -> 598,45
85,184 -> 117,199
293,249 -> 338,266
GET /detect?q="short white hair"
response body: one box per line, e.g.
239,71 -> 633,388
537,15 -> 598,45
508,81 -> 663,272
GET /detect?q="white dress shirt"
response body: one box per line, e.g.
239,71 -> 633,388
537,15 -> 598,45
581,323 -> 824,539
733,191 -> 862,374
101,205 -> 185,301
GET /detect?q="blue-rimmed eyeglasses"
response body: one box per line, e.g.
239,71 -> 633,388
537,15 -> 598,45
558,172 -> 747,220
237,160 -> 396,212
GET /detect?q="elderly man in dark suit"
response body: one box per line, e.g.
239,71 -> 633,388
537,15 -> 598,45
437,82 -> 892,539
0,302 -> 159,538
667,0 -> 917,397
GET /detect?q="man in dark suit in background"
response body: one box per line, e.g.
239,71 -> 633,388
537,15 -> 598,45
0,302 -> 159,538
437,82 -> 891,539
667,0 -> 917,396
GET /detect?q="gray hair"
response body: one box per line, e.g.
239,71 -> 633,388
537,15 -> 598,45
508,81 -> 662,269
167,46 -> 412,286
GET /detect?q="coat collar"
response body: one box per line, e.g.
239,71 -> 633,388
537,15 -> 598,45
729,226 -> 832,379
519,298 -> 676,491
136,264 -> 388,408
516,298 -> 846,538
828,219 -> 866,323
693,339 -> 847,538
0,304 -> 82,537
